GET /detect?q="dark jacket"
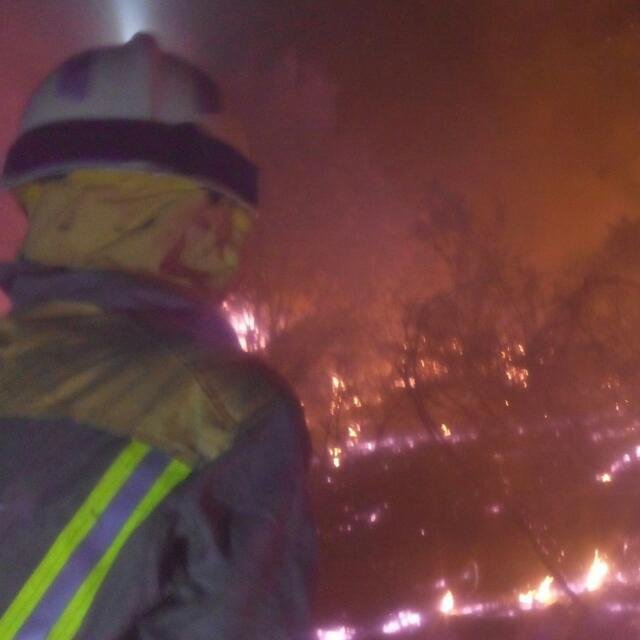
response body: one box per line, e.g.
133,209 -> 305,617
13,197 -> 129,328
0,262 -> 316,639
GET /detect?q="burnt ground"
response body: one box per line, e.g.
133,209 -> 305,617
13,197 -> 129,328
310,433 -> 640,639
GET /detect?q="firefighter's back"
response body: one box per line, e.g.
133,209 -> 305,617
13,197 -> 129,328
0,294 -> 284,638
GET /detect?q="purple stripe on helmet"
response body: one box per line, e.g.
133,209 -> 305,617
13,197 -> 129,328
56,53 -> 93,101
16,449 -> 170,639
192,67 -> 221,114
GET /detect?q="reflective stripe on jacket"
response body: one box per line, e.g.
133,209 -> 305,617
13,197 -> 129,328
0,262 -> 316,639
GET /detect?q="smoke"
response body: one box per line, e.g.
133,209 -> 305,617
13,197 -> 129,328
2,1 -> 639,272
307,0 -> 640,267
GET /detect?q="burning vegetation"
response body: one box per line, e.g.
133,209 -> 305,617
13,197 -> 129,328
225,183 -> 640,637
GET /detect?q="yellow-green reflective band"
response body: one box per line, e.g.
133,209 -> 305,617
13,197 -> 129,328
0,441 -> 150,640
48,459 -> 191,640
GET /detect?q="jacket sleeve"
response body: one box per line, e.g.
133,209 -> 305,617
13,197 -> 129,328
130,398 -> 317,639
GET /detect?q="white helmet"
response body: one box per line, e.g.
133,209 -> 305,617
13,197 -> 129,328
2,33 -> 258,209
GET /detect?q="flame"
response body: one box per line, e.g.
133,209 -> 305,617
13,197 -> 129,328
313,545 -> 622,637
518,576 -> 555,610
330,374 -> 347,415
441,423 -> 452,438
222,300 -> 268,352
535,576 -> 555,605
585,549 -> 609,592
439,590 -> 455,615
347,423 -> 361,441
313,547 -> 622,636
331,374 -> 346,392
500,343 -> 529,388
518,591 -> 534,610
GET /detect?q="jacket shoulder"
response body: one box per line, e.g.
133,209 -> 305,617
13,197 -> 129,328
0,308 -> 304,465
190,352 -> 304,436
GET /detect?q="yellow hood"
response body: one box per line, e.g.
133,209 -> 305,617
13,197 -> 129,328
15,169 -> 252,290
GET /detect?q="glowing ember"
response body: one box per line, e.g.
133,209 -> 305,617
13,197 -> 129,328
440,423 -> 452,438
347,423 -> 361,442
329,446 -> 343,468
319,430 -> 478,470
316,627 -> 356,640
585,549 -> 609,592
331,374 -> 346,392
595,437 -> 640,483
311,540 -> 637,638
382,610 -> 422,634
313,545 -> 628,638
439,590 -> 455,615
329,373 -> 348,417
500,344 -> 529,388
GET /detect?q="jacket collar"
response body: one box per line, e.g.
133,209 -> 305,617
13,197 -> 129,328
0,260 -> 240,351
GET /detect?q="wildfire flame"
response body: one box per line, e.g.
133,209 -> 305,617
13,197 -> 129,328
517,591 -> 534,610
535,575 -> 555,605
518,575 -> 555,610
313,547 -> 624,637
331,374 -> 346,392
585,549 -> 609,592
439,590 -> 455,615
222,300 -> 268,352
347,423 -> 361,441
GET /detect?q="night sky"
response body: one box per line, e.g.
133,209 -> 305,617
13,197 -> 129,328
2,1 -> 640,268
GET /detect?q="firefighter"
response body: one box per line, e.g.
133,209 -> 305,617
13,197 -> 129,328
0,33 -> 315,639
